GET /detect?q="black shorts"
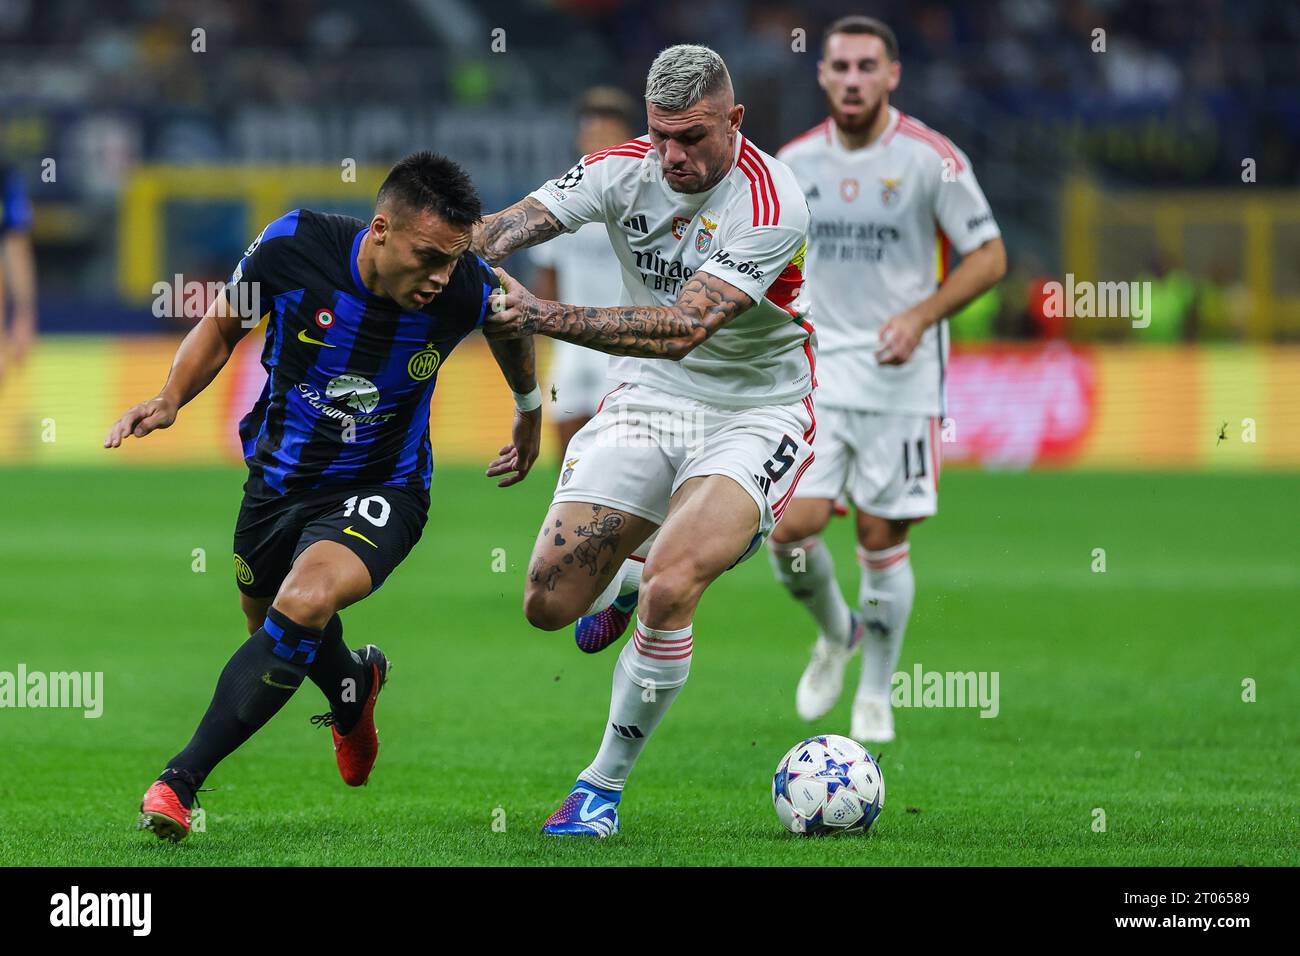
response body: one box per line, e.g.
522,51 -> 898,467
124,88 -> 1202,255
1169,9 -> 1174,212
232,483 -> 429,599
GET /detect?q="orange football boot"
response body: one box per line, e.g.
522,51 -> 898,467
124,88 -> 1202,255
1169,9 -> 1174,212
311,644 -> 390,786
137,780 -> 192,842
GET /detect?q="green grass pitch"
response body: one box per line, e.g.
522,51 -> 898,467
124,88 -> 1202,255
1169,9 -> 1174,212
0,465 -> 1295,866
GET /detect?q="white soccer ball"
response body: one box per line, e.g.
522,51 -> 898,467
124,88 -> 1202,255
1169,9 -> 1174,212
772,734 -> 885,836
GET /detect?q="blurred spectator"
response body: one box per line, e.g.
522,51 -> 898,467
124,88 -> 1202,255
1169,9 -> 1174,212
1138,258 -> 1197,342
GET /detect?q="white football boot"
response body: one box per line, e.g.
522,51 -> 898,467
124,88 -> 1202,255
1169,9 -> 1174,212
795,612 -> 865,721
851,690 -> 896,744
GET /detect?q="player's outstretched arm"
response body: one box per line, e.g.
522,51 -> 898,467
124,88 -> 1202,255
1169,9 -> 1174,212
471,197 -> 567,266
484,336 -> 542,488
103,293 -> 255,448
876,236 -> 1007,365
484,267 -> 753,361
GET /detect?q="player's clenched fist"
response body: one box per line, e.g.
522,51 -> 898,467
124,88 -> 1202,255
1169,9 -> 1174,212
874,308 -> 926,365
484,266 -> 543,339
103,396 -> 179,448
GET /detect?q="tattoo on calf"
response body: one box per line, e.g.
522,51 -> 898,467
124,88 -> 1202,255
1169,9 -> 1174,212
529,506 -> 628,594
572,510 -> 624,577
529,556 -> 562,592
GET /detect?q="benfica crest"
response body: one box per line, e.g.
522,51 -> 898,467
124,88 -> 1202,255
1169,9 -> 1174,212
880,177 -> 903,206
695,214 -> 718,254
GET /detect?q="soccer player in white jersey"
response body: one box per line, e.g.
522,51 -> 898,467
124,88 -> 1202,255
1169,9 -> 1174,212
530,87 -> 638,454
476,44 -> 815,836
770,15 -> 1005,743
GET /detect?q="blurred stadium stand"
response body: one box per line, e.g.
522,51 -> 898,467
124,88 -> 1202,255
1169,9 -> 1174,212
0,0 -> 1297,468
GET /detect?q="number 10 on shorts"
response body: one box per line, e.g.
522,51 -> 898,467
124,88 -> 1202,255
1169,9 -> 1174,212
343,494 -> 391,527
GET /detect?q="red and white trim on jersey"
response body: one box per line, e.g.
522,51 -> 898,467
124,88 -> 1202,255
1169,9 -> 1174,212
894,114 -> 965,173
632,626 -> 693,661
780,118 -> 833,153
738,140 -> 781,226
597,382 -> 628,413
785,316 -> 817,390
935,227 -> 952,283
801,394 -> 817,446
765,258 -> 804,311
583,137 -> 652,166
929,415 -> 942,490
772,452 -> 817,523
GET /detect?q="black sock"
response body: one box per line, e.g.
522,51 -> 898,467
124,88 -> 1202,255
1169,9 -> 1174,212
307,613 -> 368,735
160,608 -> 322,803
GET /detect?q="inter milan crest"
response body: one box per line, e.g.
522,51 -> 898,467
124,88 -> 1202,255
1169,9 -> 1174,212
407,343 -> 441,381
880,177 -> 902,206
840,177 -> 860,202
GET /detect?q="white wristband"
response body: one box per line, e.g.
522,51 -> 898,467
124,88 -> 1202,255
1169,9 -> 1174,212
512,385 -> 542,412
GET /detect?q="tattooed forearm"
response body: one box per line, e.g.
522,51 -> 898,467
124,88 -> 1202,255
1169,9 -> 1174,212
473,198 -> 566,265
534,274 -> 754,360
487,335 -> 536,393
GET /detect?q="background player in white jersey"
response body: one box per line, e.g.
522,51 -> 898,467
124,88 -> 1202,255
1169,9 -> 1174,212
771,16 -> 1006,743
530,87 -> 638,453
476,44 -> 815,837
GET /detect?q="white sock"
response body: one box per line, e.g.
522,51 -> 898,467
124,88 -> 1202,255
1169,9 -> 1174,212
579,617 -> 692,791
582,552 -> 647,617
769,535 -> 852,647
857,542 -> 915,697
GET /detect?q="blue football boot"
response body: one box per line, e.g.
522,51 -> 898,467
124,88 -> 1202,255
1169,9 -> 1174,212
541,780 -> 622,837
574,592 -> 638,654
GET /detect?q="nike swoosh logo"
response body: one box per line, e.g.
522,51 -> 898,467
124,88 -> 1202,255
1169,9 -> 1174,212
343,526 -> 379,549
298,330 -> 336,347
261,672 -> 298,690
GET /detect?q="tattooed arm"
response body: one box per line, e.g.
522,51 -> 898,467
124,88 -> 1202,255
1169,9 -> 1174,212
484,268 -> 754,361
472,197 -> 568,266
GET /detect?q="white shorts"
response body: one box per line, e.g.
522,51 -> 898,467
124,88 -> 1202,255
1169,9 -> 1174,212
547,341 -> 611,421
796,407 -> 941,520
553,383 -> 817,565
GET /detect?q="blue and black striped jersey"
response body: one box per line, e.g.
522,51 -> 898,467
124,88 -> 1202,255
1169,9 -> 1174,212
0,163 -> 32,234
228,208 -> 493,497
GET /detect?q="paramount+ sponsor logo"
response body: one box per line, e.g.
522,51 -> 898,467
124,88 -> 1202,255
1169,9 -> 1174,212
294,377 -> 396,425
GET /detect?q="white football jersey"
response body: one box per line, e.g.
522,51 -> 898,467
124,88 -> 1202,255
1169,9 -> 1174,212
529,133 -> 814,409
779,108 -> 1001,415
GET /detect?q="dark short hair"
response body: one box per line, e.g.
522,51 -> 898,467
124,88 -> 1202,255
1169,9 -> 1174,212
822,15 -> 899,62
376,151 -> 482,227
577,86 -> 640,132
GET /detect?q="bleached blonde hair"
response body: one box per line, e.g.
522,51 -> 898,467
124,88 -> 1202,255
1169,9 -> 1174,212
645,44 -> 732,111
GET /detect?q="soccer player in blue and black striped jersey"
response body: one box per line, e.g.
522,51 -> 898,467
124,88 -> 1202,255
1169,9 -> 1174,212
105,152 -> 542,842
0,159 -> 37,380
